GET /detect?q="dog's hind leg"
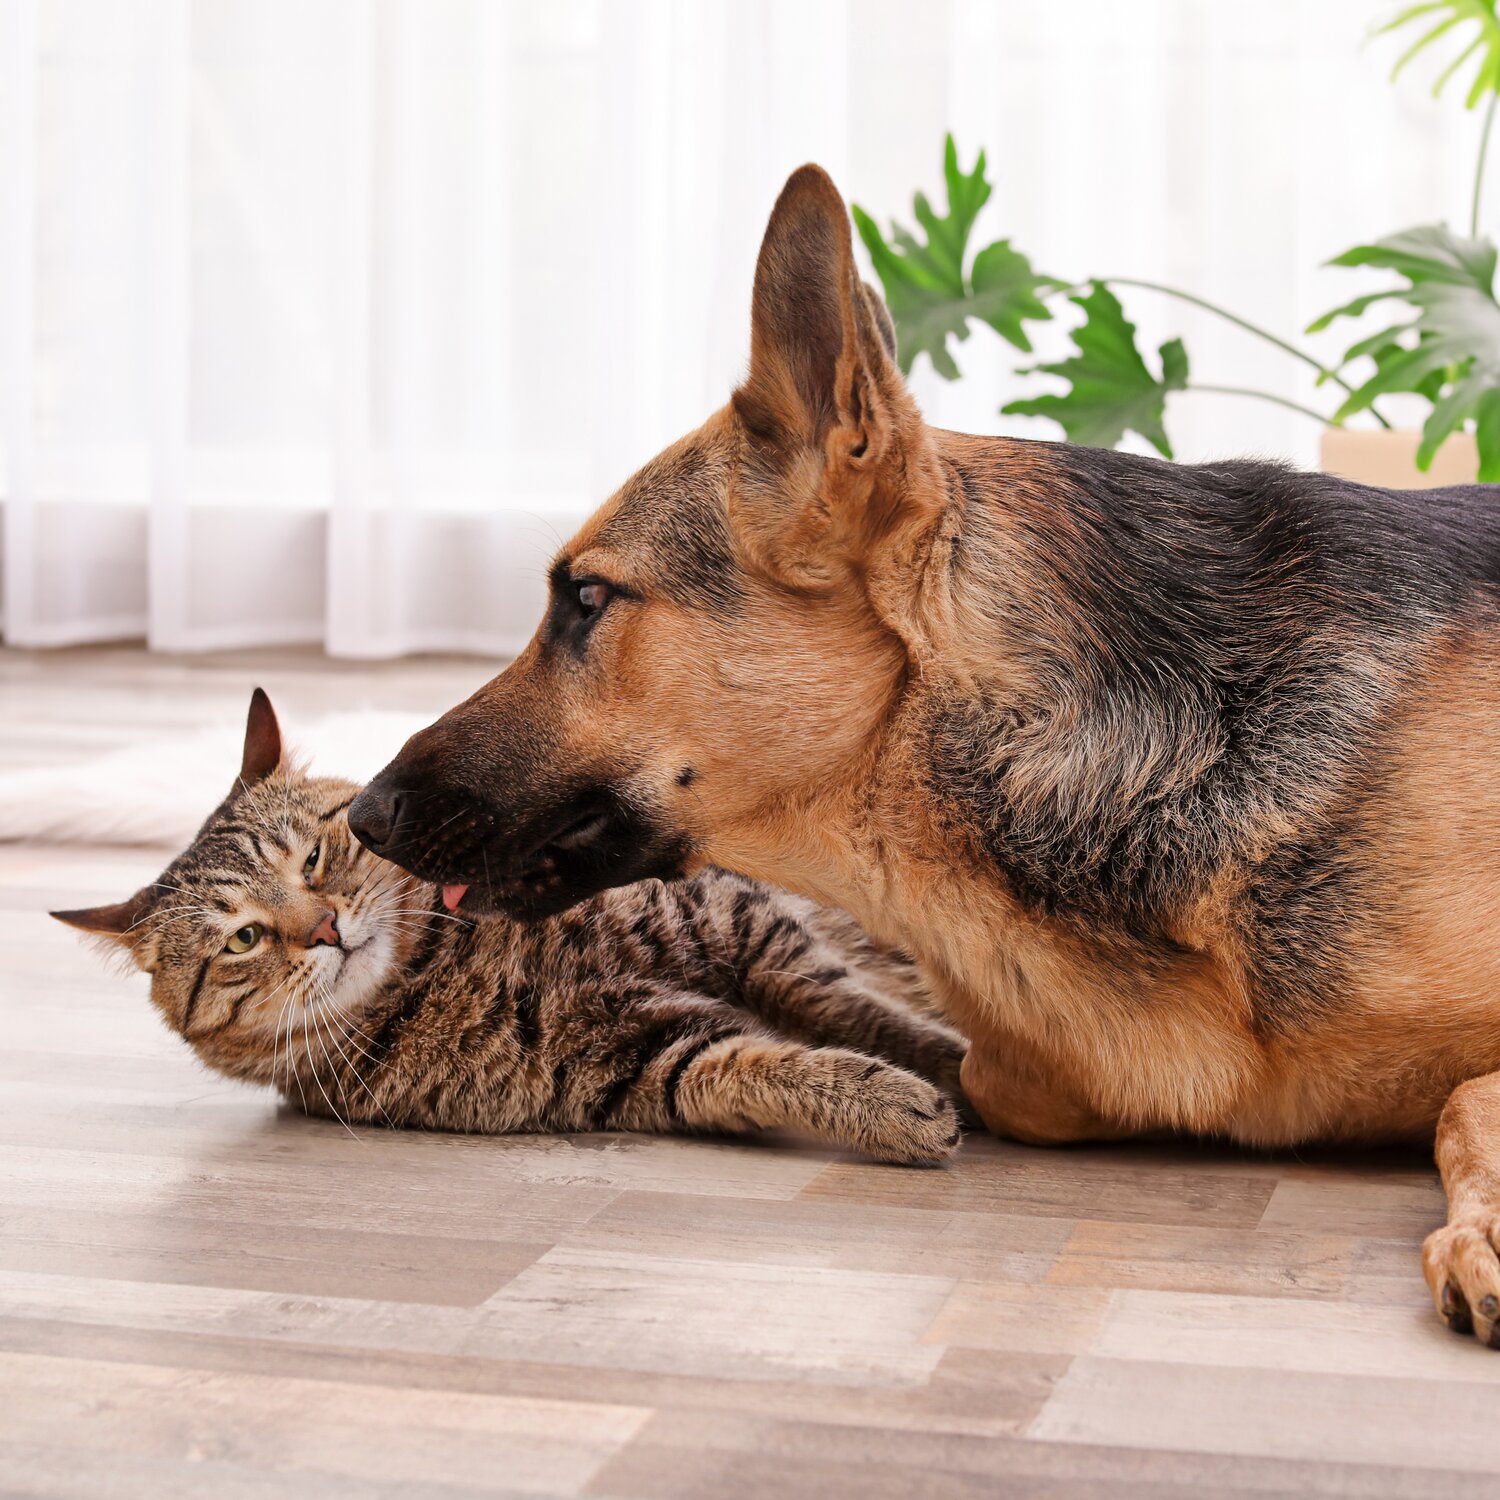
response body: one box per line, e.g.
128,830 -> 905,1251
1424,1071 -> 1500,1347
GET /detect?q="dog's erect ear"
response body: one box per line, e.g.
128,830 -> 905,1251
240,687 -> 283,786
733,167 -> 926,574
51,887 -> 157,969
736,165 -> 907,461
863,284 -> 898,362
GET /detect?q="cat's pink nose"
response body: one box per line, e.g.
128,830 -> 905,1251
307,911 -> 340,949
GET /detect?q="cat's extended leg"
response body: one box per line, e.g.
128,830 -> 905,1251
721,899 -> 967,1097
800,903 -> 936,1017
667,1035 -> 960,1165
594,998 -> 959,1165
1423,1071 -> 1500,1347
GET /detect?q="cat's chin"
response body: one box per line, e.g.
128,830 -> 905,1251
329,931 -> 395,1010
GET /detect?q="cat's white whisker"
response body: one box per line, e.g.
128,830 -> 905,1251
285,992 -> 309,1115
333,1016 -> 380,1054
314,995 -> 361,1135
419,908 -> 473,928
260,972 -> 297,1087
303,989 -> 356,1139
320,995 -> 397,1129
377,895 -> 475,930
275,985 -> 298,1093
758,968 -> 820,986
135,903 -> 217,927
369,911 -> 457,937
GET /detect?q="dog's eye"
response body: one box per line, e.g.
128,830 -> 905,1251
576,580 -> 612,617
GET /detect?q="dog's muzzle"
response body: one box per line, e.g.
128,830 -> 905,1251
348,769 -> 689,919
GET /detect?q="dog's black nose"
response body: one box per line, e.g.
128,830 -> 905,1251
349,783 -> 403,851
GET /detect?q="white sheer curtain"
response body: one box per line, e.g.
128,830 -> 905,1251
0,0 -> 1481,656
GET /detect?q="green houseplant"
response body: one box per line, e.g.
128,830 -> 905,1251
855,2 -> 1500,482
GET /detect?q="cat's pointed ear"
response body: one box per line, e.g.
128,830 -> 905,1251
51,888 -> 156,968
240,687 -> 283,786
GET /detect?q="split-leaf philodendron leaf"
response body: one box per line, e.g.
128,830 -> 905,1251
1312,223 -> 1500,477
1003,284 -> 1189,458
1377,0 -> 1500,109
852,135 -> 1058,380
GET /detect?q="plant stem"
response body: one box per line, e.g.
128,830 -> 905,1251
1189,382 -> 1333,426
1473,92 -> 1497,238
1077,276 -> 1393,431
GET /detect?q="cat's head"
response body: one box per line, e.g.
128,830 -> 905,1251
51,690 -> 425,1081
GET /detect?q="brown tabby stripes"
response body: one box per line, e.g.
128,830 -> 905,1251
57,719 -> 965,1167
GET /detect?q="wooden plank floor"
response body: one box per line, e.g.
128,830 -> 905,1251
0,644 -> 1494,1497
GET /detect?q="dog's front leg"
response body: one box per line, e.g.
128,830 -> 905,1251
918,966 -> 1131,1144
959,1030 -> 1132,1145
1424,1071 -> 1500,1346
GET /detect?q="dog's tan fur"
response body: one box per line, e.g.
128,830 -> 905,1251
356,167 -> 1500,1342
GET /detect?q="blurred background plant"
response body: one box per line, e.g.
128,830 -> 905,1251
856,1 -> 1500,480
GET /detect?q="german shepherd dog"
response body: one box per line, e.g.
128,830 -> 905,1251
350,167 -> 1500,1344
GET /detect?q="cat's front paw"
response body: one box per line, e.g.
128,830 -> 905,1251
841,1059 -> 962,1166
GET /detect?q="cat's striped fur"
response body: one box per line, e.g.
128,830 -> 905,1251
54,692 -> 965,1165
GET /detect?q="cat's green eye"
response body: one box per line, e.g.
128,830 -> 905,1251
303,844 -> 321,880
225,923 -> 264,955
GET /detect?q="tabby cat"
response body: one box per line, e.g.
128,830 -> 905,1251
53,690 -> 965,1164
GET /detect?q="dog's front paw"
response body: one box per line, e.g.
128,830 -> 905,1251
1424,1210 -> 1500,1346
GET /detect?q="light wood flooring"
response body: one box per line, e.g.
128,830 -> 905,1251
0,645 -> 1494,1498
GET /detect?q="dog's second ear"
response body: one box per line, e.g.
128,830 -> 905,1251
733,165 -> 926,566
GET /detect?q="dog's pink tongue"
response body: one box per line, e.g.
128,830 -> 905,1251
441,884 -> 469,912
